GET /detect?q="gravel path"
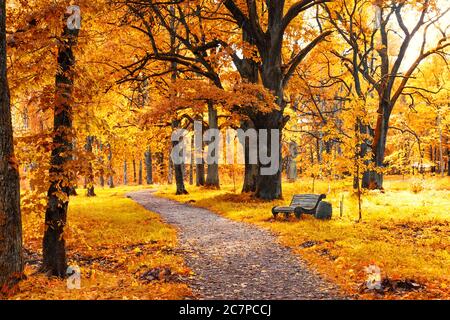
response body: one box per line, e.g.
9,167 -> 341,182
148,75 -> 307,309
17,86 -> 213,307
128,190 -> 342,300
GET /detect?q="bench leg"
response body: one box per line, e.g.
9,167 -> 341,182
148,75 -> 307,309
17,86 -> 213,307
294,207 -> 303,219
284,212 -> 290,220
272,212 -> 278,219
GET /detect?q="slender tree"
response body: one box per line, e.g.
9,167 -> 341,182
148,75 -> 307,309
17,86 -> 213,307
42,8 -> 80,277
123,160 -> 128,185
85,136 -> 96,196
205,101 -> 220,188
98,141 -> 105,187
145,147 -> 153,184
107,143 -> 115,188
138,159 -> 143,184
325,0 -> 449,189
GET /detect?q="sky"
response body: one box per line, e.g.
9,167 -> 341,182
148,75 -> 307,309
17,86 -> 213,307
398,0 -> 449,70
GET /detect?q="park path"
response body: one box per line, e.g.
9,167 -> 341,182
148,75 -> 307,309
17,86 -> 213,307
127,190 -> 343,300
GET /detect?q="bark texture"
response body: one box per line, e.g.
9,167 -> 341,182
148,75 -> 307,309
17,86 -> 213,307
145,148 -> 153,184
43,13 -> 79,277
205,101 -> 220,188
85,136 -> 96,197
107,143 -> 114,188
138,160 -> 143,185
0,0 -> 23,290
240,120 -> 258,193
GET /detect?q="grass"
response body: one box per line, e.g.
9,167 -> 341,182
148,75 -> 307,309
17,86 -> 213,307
156,176 -> 450,299
12,185 -> 192,300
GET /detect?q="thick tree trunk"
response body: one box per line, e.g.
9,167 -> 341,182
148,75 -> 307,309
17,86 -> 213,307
43,14 -> 79,277
205,101 -> 220,188
196,163 -> 205,186
254,116 -> 283,200
145,148 -> 153,184
355,122 -> 371,189
242,160 -> 258,192
240,120 -> 258,193
85,136 -> 95,197
174,163 -> 188,194
362,101 -> 390,190
0,0 -> 23,289
253,58 -> 284,200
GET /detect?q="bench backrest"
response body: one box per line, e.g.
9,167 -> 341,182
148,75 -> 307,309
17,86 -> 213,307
290,194 -> 326,210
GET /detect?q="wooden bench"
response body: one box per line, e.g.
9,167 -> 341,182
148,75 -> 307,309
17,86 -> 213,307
272,194 -> 326,219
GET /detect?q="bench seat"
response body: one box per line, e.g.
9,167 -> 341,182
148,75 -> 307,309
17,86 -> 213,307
272,194 -> 326,219
272,206 -> 296,213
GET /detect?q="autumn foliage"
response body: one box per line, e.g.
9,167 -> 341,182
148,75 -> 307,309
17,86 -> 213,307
0,0 -> 448,300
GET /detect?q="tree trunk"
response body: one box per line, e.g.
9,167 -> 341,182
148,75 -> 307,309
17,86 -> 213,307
43,13 -> 79,277
123,161 -> 128,185
240,120 -> 258,193
107,143 -> 114,188
168,156 -> 173,184
447,150 -> 450,176
194,120 -> 205,186
0,0 -> 23,290
438,114 -> 444,176
254,116 -> 283,200
355,122 -> 371,189
235,30 -> 259,194
69,139 -> 78,195
287,159 -> 297,182
171,120 -> 188,195
196,163 -> 205,186
362,101 -> 390,190
287,141 -> 298,182
205,101 -> 220,188
189,140 -> 194,185
85,136 -> 95,197
253,57 -> 284,200
182,163 -> 186,181
138,160 -> 143,185
242,161 -> 258,193
316,135 -> 323,164
174,162 -> 188,194
99,141 -> 105,187
145,147 -> 153,184
132,158 -> 136,183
